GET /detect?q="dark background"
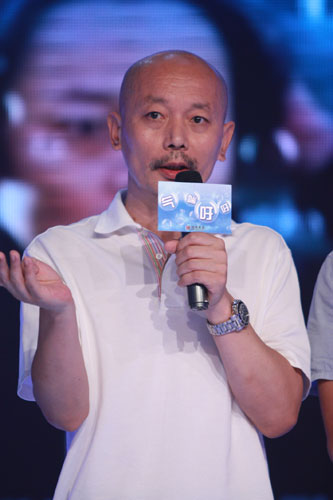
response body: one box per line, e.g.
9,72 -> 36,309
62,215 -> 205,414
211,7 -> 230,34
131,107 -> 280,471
0,0 -> 332,498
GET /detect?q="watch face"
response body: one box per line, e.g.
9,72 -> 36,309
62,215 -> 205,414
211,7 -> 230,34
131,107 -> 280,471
234,300 -> 250,326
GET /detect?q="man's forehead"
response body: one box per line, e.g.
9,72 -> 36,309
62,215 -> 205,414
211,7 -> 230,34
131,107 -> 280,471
120,54 -> 227,121
131,53 -> 226,99
142,95 -> 213,110
133,52 -> 218,82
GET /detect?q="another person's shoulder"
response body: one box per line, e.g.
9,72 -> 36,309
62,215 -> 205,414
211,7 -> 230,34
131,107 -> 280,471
308,250 -> 333,383
319,251 -> 333,275
311,250 -> 333,297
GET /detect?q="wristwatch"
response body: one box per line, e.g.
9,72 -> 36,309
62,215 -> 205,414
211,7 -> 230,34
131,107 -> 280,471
207,299 -> 250,336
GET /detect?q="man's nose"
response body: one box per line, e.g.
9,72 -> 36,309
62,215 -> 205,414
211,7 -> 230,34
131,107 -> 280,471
163,118 -> 187,150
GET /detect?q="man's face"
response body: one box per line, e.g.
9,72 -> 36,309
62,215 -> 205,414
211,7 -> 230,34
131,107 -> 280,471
110,56 -> 234,204
5,0 -> 233,234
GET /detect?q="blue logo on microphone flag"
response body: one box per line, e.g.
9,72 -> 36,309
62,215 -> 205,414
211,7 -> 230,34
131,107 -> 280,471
158,181 -> 232,234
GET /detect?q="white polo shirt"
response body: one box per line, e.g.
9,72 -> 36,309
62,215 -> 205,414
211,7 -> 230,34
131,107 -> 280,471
18,191 -> 310,500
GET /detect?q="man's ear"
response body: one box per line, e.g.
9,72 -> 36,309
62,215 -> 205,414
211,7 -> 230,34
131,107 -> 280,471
107,111 -> 122,150
218,121 -> 235,161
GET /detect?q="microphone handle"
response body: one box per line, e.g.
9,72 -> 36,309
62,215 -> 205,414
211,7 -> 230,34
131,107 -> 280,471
181,232 -> 209,311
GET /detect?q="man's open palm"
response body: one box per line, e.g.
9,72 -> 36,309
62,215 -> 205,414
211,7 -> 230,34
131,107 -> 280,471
0,250 -> 73,311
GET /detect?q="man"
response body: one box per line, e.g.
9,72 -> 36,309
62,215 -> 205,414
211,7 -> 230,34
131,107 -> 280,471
0,51 -> 310,499
307,251 -> 333,461
0,2 -> 233,495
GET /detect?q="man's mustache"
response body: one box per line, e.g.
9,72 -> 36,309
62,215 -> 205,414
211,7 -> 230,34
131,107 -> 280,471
150,153 -> 198,171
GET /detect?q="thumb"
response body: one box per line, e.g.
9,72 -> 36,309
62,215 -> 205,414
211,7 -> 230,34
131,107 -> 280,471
164,239 -> 179,254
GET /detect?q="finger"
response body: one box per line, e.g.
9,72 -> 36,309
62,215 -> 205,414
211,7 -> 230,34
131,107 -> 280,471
176,232 -> 222,251
175,235 -> 225,263
9,251 -> 25,288
177,257 -> 227,278
22,257 -> 43,297
178,269 -> 226,290
164,239 -> 179,254
23,256 -> 39,275
178,270 -> 227,305
8,251 -> 33,301
176,245 -> 226,267
0,252 -> 10,287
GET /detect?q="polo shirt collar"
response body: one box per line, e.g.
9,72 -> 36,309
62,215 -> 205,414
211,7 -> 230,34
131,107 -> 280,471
94,189 -> 237,236
94,189 -> 141,235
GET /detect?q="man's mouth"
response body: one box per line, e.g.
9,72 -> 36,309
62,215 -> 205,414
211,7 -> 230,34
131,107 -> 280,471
158,163 -> 189,171
151,154 -> 198,172
153,163 -> 192,181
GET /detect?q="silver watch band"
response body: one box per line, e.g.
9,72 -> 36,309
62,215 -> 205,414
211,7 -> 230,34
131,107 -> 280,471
207,315 -> 245,336
206,299 -> 249,336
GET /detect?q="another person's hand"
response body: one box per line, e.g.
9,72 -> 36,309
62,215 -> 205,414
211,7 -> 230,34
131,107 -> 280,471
0,250 -> 73,312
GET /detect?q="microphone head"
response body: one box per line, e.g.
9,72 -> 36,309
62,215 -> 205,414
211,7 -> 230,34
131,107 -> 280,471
175,170 -> 202,184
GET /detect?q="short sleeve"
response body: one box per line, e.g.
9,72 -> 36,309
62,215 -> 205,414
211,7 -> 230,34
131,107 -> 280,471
307,251 -> 333,382
261,240 -> 311,398
227,223 -> 311,399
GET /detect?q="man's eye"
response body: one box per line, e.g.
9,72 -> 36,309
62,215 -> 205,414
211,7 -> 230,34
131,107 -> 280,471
192,116 -> 207,124
146,111 -> 161,120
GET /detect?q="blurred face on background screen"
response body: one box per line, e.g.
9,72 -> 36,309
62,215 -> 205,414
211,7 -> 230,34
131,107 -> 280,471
4,0 -> 233,235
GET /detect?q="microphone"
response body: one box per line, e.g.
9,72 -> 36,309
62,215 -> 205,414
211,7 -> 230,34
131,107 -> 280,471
175,170 -> 209,311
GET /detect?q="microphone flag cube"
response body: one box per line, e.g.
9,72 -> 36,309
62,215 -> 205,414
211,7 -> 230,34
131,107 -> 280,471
158,180 -> 232,234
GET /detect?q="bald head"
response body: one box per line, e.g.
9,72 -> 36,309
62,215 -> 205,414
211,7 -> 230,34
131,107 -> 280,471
108,48 -> 235,196
119,50 -> 228,121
